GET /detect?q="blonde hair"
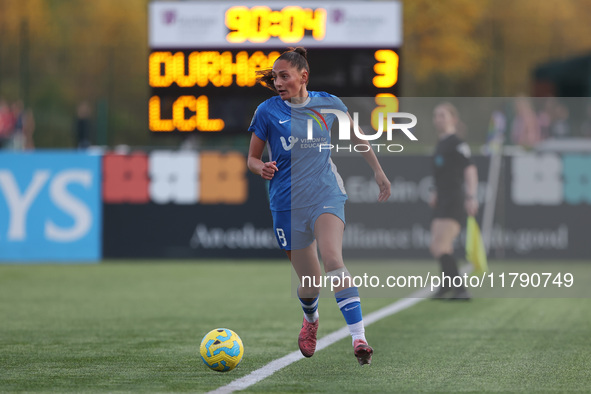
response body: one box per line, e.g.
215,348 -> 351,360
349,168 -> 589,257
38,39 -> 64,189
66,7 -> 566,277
435,102 -> 466,137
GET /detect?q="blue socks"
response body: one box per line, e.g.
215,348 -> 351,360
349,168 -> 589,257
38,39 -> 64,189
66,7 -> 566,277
298,293 -> 319,323
297,287 -> 367,344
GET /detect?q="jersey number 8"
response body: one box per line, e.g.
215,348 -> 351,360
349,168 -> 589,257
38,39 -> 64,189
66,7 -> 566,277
276,228 -> 287,247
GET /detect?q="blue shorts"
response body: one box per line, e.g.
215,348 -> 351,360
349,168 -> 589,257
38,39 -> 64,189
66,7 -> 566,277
271,199 -> 346,251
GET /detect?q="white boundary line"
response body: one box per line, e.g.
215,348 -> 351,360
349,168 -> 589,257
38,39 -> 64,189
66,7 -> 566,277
207,286 -> 433,394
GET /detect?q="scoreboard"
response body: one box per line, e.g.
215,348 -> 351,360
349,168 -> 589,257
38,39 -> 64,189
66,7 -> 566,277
148,1 -> 402,134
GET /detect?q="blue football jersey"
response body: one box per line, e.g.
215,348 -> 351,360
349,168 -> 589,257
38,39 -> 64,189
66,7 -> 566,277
248,91 -> 348,211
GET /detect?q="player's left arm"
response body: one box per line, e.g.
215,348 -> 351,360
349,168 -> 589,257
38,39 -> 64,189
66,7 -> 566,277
347,112 -> 391,202
464,164 -> 479,216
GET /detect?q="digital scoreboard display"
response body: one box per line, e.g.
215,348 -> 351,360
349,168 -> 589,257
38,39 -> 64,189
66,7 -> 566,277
148,1 -> 402,134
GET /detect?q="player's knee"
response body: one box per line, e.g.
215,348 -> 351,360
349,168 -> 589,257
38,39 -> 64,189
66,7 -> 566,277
321,256 -> 344,273
299,279 -> 321,296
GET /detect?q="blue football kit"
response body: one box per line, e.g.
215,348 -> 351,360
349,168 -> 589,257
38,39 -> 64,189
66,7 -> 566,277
248,92 -> 348,250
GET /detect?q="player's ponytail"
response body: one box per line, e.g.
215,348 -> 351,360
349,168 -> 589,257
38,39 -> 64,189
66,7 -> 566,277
292,47 -> 308,61
256,47 -> 310,92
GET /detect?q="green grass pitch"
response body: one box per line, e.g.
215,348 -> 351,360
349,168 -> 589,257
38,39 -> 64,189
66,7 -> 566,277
1,260 -> 590,393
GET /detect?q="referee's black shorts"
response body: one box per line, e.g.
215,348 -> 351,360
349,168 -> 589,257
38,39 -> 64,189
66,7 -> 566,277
432,196 -> 466,225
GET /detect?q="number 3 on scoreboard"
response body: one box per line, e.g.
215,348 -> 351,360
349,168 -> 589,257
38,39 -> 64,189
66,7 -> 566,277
373,49 -> 399,88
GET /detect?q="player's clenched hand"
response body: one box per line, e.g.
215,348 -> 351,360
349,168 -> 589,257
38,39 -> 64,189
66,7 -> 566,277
261,161 -> 278,180
375,171 -> 391,202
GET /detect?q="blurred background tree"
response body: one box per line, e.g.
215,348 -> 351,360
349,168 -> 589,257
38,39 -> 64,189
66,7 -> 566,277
0,0 -> 150,148
1,0 -> 591,147
403,0 -> 488,95
403,0 -> 591,96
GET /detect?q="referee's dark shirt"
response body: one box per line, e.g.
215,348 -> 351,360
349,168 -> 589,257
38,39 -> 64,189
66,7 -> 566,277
432,134 -> 473,199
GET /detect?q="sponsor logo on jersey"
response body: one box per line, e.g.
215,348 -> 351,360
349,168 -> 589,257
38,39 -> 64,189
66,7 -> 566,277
280,136 -> 298,151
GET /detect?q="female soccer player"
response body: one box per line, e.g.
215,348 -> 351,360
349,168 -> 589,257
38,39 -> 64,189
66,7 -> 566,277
429,102 -> 479,300
247,47 -> 391,365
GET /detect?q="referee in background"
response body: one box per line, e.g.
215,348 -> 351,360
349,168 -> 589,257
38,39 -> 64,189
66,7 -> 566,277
429,102 -> 479,300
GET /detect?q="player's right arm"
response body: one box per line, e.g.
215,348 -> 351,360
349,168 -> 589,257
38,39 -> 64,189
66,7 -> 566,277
247,133 -> 278,180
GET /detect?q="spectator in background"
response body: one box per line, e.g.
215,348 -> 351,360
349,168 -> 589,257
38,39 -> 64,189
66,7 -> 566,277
75,101 -> 92,149
537,97 -> 552,139
549,99 -> 571,138
537,97 -> 571,139
0,99 -> 14,148
9,100 -> 25,150
510,96 -> 541,148
22,107 -> 35,150
481,103 -> 507,155
0,99 -> 35,150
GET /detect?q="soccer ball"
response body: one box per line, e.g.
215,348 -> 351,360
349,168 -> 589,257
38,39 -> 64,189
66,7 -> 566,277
200,328 -> 244,372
